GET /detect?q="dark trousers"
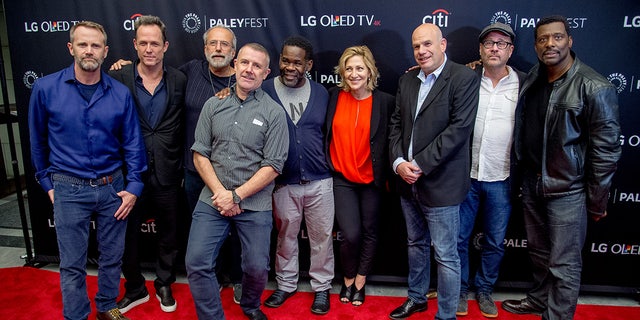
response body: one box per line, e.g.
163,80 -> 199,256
521,172 -> 587,320
184,168 -> 242,285
122,174 -> 180,295
333,174 -> 381,278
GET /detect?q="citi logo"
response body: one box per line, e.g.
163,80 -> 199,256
123,13 -> 143,31
422,9 -> 450,28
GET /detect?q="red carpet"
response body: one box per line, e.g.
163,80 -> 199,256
1,266 -> 638,319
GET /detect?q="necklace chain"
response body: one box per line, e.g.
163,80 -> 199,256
208,67 -> 233,96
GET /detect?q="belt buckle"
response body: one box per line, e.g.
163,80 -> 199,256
90,176 -> 111,187
299,180 -> 310,185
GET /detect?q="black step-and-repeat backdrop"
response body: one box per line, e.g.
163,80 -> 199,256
4,0 -> 640,292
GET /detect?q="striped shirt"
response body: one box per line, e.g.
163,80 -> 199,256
192,86 -> 289,211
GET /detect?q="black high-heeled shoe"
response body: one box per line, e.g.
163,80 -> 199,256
351,285 -> 365,306
340,282 -> 354,303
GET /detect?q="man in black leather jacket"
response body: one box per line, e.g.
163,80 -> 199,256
502,15 -> 621,320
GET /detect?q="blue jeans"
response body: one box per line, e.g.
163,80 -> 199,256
458,178 -> 511,295
186,201 -> 272,319
400,194 -> 460,320
52,172 -> 127,320
521,173 -> 587,320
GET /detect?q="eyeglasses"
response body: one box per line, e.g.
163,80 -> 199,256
207,40 -> 232,49
481,40 -> 512,49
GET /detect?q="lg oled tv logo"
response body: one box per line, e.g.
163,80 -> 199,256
623,15 -> 640,27
590,242 -> 640,255
422,9 -> 451,28
300,14 -> 380,27
24,20 -> 80,33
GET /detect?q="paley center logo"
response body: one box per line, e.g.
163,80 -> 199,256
23,70 -> 41,89
607,73 -> 627,94
24,19 -> 80,33
608,72 -> 640,94
300,13 -> 381,27
490,11 -> 588,31
422,9 -> 451,28
123,13 -> 143,31
182,13 -> 202,33
490,11 -> 512,25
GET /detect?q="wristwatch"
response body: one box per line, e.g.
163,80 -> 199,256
231,189 -> 241,204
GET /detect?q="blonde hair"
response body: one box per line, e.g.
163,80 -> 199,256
334,45 -> 379,92
70,21 -> 107,45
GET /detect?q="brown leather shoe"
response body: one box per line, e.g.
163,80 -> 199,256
96,308 -> 130,320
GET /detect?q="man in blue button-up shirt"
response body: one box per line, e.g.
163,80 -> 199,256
28,21 -> 146,320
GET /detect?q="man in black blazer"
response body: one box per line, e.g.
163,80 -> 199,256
388,23 -> 479,320
109,15 -> 187,314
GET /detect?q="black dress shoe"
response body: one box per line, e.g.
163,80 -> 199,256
389,298 -> 427,319
311,289 -> 330,315
502,298 -> 544,315
245,309 -> 268,320
264,289 -> 297,308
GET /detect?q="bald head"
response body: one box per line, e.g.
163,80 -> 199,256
412,23 -> 447,75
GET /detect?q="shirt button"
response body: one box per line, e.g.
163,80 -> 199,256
234,121 -> 238,125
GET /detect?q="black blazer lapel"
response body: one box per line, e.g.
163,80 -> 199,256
416,61 -> 450,118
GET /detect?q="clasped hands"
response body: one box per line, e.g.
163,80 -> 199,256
212,189 -> 242,216
397,161 -> 422,185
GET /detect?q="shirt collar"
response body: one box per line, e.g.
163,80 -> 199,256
63,63 -> 106,87
231,84 -> 266,101
417,54 -> 447,83
134,60 -> 167,82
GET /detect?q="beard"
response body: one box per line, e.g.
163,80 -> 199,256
207,54 -> 233,69
77,57 -> 101,72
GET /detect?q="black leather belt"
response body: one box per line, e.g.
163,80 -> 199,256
52,170 -> 122,187
299,180 -> 311,185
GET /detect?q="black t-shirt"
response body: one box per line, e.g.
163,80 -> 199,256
522,73 -> 553,173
